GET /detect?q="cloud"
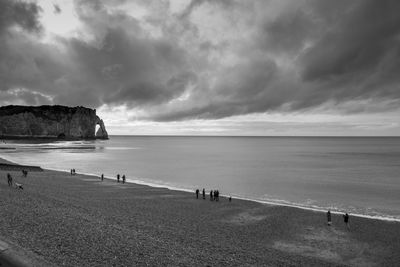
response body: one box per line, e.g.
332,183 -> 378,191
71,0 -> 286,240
300,0 -> 400,82
53,4 -> 62,14
1,0 -> 193,109
153,0 -> 400,121
0,0 -> 42,33
0,0 -> 399,123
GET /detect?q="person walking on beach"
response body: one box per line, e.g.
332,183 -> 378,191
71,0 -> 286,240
117,174 -> 120,183
196,189 -> 199,199
202,188 -> 205,199
7,173 -> 12,187
327,210 -> 332,226
101,174 -> 104,181
343,213 -> 350,230
122,175 -> 126,184
70,169 -> 73,175
210,190 -> 213,201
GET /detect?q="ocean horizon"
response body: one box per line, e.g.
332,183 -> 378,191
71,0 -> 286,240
1,135 -> 399,221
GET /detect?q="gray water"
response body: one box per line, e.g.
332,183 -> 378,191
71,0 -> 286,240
1,136 -> 399,220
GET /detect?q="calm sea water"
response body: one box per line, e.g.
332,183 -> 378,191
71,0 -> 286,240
1,136 -> 400,220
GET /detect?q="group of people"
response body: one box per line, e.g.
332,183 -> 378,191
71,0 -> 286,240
210,190 -> 220,201
195,188 -> 231,202
21,169 -> 28,177
327,210 -> 350,230
70,171 -> 127,184
116,174 -> 126,183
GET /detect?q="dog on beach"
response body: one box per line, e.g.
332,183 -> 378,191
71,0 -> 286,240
15,183 -> 24,190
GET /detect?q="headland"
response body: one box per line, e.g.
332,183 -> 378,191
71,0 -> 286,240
0,105 -> 108,140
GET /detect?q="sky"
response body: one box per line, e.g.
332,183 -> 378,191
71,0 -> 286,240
0,0 -> 399,136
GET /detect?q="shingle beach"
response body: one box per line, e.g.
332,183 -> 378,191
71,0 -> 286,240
1,157 -> 399,266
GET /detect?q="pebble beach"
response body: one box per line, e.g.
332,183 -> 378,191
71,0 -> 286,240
0,157 -> 400,266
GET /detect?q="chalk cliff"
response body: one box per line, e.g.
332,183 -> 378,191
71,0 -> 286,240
0,105 -> 108,139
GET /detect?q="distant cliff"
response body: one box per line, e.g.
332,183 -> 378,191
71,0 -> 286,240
0,105 -> 108,139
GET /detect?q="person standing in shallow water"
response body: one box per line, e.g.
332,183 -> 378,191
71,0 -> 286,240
101,174 -> 104,181
343,213 -> 350,230
327,210 -> 332,226
202,188 -> 205,199
122,175 -> 126,184
117,174 -> 120,183
195,189 -> 199,199
210,190 -> 213,201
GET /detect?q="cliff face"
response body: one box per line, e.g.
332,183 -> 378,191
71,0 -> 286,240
0,105 -> 108,139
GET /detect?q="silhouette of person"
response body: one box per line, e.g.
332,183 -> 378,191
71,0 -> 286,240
202,188 -> 205,199
229,196 -> 232,202
117,174 -> 120,183
7,173 -> 12,187
210,190 -> 213,201
343,213 -> 350,230
196,189 -> 199,199
101,174 -> 104,181
122,175 -> 126,184
327,210 -> 332,226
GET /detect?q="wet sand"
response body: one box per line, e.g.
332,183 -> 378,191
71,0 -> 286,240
0,157 -> 399,266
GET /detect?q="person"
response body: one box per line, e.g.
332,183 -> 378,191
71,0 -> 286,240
7,173 -> 12,187
117,174 -> 120,183
70,169 -> 73,175
73,169 -> 76,175
327,210 -> 332,226
195,189 -> 199,199
122,175 -> 126,184
343,213 -> 350,230
210,190 -> 213,201
229,196 -> 232,202
215,190 -> 219,201
202,188 -> 205,199
101,174 -> 104,181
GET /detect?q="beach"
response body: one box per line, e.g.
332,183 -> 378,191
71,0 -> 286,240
1,157 -> 400,266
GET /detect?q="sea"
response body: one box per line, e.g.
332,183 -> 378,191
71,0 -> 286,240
1,136 -> 399,221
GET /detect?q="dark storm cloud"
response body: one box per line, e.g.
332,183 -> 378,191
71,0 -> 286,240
56,25 -> 191,107
1,0 -> 400,121
152,0 -> 400,121
152,58 -> 284,121
0,0 -> 51,102
300,0 -> 400,82
0,0 -> 42,33
1,0 -> 193,108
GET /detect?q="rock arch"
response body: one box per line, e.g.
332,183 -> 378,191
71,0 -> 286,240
95,116 -> 108,139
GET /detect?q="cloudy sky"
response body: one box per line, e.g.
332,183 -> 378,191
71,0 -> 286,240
0,0 -> 399,135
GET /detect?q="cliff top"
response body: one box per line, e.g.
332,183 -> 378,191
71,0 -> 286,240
0,105 -> 96,117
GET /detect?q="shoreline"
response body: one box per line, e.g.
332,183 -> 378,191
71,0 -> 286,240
1,154 -> 399,222
1,156 -> 400,265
